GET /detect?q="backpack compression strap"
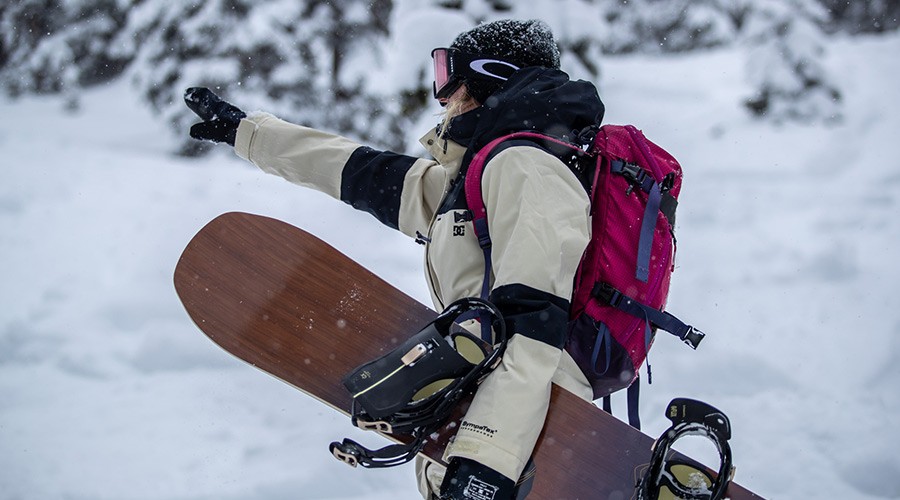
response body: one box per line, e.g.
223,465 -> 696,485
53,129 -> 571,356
591,282 -> 705,349
624,125 -> 664,283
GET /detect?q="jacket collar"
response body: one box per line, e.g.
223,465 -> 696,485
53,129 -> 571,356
419,127 -> 468,176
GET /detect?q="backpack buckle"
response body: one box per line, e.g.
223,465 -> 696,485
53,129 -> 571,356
611,160 -> 656,195
622,162 -> 651,192
591,282 -> 623,307
682,326 -> 705,349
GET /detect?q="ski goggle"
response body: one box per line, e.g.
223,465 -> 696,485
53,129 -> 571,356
637,398 -> 735,500
431,47 -> 520,101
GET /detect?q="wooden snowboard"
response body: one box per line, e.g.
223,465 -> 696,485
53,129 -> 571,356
174,212 -> 763,500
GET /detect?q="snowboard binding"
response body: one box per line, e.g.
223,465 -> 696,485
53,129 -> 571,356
636,398 -> 735,500
330,297 -> 507,468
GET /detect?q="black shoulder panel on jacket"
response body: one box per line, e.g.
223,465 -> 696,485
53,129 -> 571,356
340,146 -> 417,230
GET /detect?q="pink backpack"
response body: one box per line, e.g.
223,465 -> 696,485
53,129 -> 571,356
465,125 -> 704,428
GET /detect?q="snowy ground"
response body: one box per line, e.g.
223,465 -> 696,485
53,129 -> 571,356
1,33 -> 899,499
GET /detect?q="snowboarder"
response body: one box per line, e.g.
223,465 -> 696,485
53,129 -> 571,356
185,19 -> 605,499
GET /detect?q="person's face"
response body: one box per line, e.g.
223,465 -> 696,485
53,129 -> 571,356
441,84 -> 480,114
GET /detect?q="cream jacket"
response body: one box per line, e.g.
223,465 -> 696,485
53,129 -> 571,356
234,112 -> 593,484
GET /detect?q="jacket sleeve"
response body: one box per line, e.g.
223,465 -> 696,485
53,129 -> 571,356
444,146 -> 591,481
233,112 -> 447,238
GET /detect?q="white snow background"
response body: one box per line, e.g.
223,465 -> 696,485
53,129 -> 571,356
1,23 -> 899,500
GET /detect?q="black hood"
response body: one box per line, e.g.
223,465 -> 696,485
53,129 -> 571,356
447,67 -> 605,154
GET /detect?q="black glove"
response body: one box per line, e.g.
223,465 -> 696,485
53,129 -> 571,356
440,457 -> 517,500
184,87 -> 247,146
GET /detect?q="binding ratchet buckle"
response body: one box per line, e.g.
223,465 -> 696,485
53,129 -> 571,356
330,442 -> 361,468
355,419 -> 393,433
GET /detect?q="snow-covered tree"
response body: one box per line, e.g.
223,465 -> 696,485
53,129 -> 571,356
597,0 -> 737,54
108,0 -> 398,155
2,0 -> 896,150
819,0 -> 900,33
740,0 -> 842,123
0,0 -> 127,104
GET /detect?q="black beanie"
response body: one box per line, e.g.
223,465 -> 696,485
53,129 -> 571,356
450,19 -> 561,103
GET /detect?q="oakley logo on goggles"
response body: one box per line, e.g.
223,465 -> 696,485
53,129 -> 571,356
431,47 -> 520,100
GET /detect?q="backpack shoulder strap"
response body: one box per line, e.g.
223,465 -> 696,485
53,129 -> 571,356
463,131 -> 589,317
464,131 -> 588,254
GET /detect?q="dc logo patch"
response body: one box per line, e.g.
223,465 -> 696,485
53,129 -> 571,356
463,476 -> 499,500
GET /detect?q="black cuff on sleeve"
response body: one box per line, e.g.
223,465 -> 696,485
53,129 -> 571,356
488,283 -> 570,349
